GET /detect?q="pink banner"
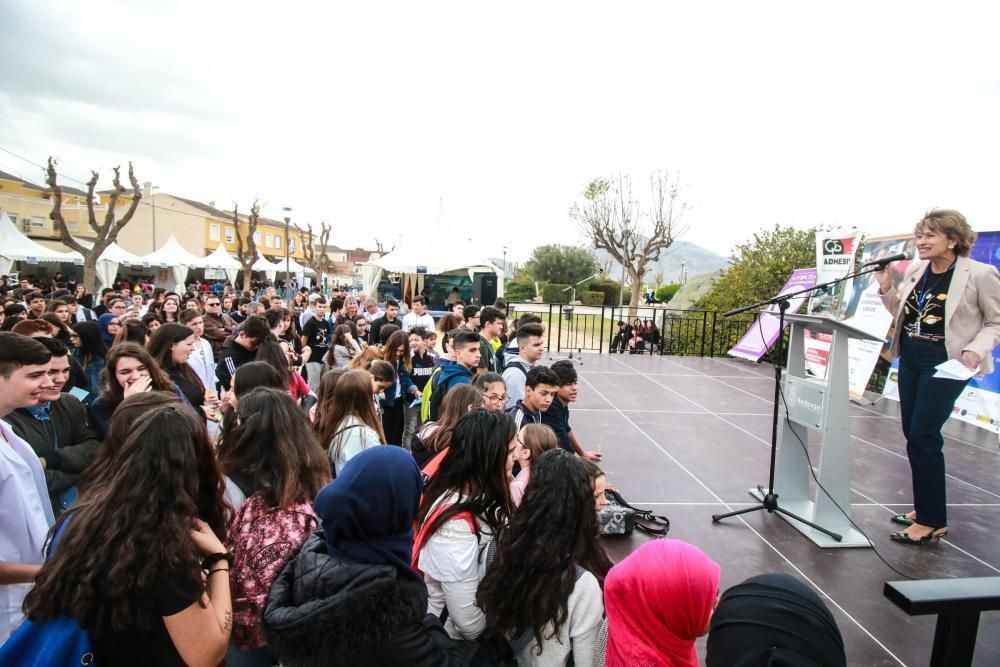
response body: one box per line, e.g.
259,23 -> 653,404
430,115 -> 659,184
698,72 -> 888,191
728,268 -> 818,361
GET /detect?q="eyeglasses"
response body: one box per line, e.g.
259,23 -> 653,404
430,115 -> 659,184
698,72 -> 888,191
485,393 -> 509,402
207,302 -> 221,306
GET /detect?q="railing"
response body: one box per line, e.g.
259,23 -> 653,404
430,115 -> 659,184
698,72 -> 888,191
506,302 -> 759,358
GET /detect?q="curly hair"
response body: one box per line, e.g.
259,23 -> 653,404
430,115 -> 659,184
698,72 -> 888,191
24,399 -> 227,635
476,449 -> 612,651
417,408 -> 514,537
100,343 -> 174,409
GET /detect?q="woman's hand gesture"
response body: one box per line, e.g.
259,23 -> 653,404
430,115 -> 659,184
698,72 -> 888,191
189,518 -> 225,556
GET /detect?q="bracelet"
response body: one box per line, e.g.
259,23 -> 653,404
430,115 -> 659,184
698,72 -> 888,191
202,552 -> 233,569
208,568 -> 229,576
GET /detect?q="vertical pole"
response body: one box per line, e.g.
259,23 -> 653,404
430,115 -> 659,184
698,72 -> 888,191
599,306 -> 605,353
709,311 -> 717,357
700,311 -> 707,357
659,307 -> 667,356
547,303 -> 554,352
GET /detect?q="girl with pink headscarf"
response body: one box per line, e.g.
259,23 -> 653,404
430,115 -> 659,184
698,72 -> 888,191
604,539 -> 721,667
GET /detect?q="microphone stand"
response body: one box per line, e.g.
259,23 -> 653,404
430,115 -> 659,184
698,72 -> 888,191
550,272 -> 602,365
711,260 -> 895,539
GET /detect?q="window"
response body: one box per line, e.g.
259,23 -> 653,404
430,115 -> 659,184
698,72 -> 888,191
29,216 -> 46,230
274,234 -> 282,249
209,224 -> 220,241
289,237 -> 296,252
6,212 -> 17,225
225,227 -> 234,244
265,233 -> 273,248
253,231 -> 261,244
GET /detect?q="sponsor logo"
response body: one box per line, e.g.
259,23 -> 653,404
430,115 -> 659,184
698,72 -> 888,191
823,237 -> 855,255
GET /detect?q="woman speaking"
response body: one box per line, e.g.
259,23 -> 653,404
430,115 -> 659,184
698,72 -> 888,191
877,209 -> 1000,545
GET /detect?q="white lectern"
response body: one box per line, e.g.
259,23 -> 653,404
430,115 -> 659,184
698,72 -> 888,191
750,313 -> 883,548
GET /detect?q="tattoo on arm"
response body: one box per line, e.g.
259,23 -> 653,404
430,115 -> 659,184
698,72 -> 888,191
223,609 -> 232,631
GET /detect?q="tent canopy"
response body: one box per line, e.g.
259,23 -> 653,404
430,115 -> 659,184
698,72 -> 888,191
272,255 -> 315,276
0,212 -> 81,264
203,244 -> 242,270
139,233 -> 208,268
76,239 -> 144,265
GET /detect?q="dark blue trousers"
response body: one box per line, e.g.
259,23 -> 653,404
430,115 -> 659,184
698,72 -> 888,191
896,336 -> 969,528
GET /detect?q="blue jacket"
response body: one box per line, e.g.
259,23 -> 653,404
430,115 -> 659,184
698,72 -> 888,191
380,362 -> 418,408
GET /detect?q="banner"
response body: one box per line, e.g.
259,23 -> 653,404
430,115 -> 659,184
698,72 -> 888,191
803,228 -> 861,379
841,235 -> 915,399
881,230 -> 1000,434
728,268 -> 818,361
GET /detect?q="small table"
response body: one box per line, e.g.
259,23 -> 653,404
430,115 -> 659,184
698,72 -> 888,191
884,577 -> 1000,666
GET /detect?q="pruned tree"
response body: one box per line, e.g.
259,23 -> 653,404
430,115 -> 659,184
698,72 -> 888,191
571,170 -> 687,311
232,202 -> 261,292
46,157 -> 142,293
300,222 -> 333,282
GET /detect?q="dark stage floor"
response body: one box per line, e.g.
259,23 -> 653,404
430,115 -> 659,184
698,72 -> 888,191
562,352 -> 1000,667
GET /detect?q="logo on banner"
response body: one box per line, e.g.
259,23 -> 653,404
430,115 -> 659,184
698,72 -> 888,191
823,238 -> 854,255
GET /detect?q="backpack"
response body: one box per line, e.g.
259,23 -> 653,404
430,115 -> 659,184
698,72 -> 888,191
225,493 -> 320,649
0,519 -> 94,667
411,501 -> 480,576
420,366 -> 443,424
503,357 -> 529,379
598,488 -> 670,536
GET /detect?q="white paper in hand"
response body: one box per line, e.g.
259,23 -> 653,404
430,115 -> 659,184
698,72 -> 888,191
933,359 -> 979,380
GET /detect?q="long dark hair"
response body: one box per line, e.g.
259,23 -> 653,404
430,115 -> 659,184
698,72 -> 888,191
147,323 -> 204,393
424,383 -> 483,453
217,388 -> 330,508
417,408 -> 514,537
477,449 -> 612,649
255,340 -> 293,386
100,343 -> 173,408
24,400 -> 226,634
382,329 -> 411,372
318,369 -> 385,455
73,320 -> 107,365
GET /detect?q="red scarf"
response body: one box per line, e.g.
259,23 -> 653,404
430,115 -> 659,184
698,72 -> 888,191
605,539 -> 720,667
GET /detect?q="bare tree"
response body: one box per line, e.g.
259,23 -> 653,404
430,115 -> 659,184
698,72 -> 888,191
300,222 -> 333,283
232,202 -> 261,293
46,157 -> 142,293
571,170 -> 687,311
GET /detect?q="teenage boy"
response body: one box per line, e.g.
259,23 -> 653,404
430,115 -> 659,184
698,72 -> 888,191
301,298 -> 332,390
328,297 -> 347,327
543,360 -> 602,461
180,308 -> 216,393
428,330 -> 481,421
507,365 -> 559,432
216,316 -> 270,391
504,314 -> 543,359
23,292 -> 46,319
370,297 -> 400,344
0,332 -> 56,644
502,321 -> 545,409
401,295 -> 435,333
462,305 -> 481,332
408,327 -> 436,394
476,306 -> 506,375
5,338 -> 101,515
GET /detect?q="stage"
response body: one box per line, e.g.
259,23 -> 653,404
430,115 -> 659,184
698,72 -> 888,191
566,352 -> 1000,666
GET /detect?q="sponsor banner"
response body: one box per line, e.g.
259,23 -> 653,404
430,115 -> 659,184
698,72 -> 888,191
804,229 -> 861,379
728,268 -> 818,361
880,230 -> 1000,434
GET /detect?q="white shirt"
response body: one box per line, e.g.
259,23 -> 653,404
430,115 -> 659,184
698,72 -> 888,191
189,337 -> 216,393
402,311 -> 435,333
0,420 -> 55,644
363,308 -> 384,323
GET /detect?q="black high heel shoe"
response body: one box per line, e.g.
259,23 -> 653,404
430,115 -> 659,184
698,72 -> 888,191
891,513 -> 915,526
890,527 -> 948,545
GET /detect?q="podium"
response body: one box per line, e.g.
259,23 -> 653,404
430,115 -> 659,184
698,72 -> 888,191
749,313 -> 883,548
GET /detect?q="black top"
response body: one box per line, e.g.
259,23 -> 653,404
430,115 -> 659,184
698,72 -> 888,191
302,317 -> 332,360
903,263 -> 955,337
409,352 -> 436,392
92,568 -> 203,667
541,396 -> 574,454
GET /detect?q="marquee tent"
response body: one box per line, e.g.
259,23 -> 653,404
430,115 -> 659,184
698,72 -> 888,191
74,240 -> 144,291
139,234 -> 208,292
0,210 -> 81,275
203,244 -> 242,285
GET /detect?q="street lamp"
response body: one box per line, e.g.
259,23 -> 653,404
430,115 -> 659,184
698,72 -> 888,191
282,206 -> 292,291
143,182 -> 159,252
502,245 -> 508,276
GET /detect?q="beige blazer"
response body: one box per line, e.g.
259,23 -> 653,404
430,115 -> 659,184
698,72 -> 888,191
880,255 -> 1000,375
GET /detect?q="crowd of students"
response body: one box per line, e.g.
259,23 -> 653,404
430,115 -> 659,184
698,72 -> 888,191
0,278 -> 849,666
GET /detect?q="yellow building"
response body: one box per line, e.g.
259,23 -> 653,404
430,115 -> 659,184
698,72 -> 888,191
0,169 -> 95,240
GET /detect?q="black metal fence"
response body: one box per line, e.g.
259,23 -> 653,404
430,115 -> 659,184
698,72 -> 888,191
506,303 -> 759,358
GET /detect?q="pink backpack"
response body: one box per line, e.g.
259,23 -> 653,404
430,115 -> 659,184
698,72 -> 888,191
225,493 -> 319,649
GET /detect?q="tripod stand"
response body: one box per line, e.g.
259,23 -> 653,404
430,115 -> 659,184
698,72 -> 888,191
549,272 -> 601,365
712,261 -> 893,540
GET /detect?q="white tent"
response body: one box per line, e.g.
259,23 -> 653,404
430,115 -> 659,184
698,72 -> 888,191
365,202 -> 503,300
75,240 -> 145,291
252,255 -> 280,282
0,210 -> 81,274
139,234 -> 208,292
203,244 -> 242,285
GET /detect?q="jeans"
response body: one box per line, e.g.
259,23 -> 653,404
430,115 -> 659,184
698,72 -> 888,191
896,336 -> 969,528
304,361 -> 325,392
402,403 -> 421,450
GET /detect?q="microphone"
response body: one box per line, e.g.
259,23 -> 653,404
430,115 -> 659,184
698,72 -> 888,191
862,253 -> 907,269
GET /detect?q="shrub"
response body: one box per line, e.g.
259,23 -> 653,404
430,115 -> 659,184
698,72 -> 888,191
588,278 -> 621,307
655,283 -> 681,303
504,280 -> 535,302
541,283 -> 571,304
580,290 -> 604,306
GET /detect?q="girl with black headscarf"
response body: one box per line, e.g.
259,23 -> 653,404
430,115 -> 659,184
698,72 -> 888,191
261,446 -> 461,667
706,573 -> 846,667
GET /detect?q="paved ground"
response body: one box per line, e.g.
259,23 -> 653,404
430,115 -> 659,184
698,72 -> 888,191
563,352 -> 1000,666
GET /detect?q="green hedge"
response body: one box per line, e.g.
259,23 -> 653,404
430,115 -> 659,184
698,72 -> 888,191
580,290 -> 604,306
541,283 -> 571,303
504,280 -> 535,302
588,278 -> 621,306
655,283 -> 681,303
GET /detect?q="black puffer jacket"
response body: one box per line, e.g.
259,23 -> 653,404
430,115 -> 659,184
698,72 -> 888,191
262,532 -> 464,667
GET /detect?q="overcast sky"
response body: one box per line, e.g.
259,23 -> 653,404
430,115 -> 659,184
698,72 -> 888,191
1,0 -> 998,263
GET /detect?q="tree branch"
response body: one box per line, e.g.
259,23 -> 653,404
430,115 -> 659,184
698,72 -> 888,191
46,157 -> 87,256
